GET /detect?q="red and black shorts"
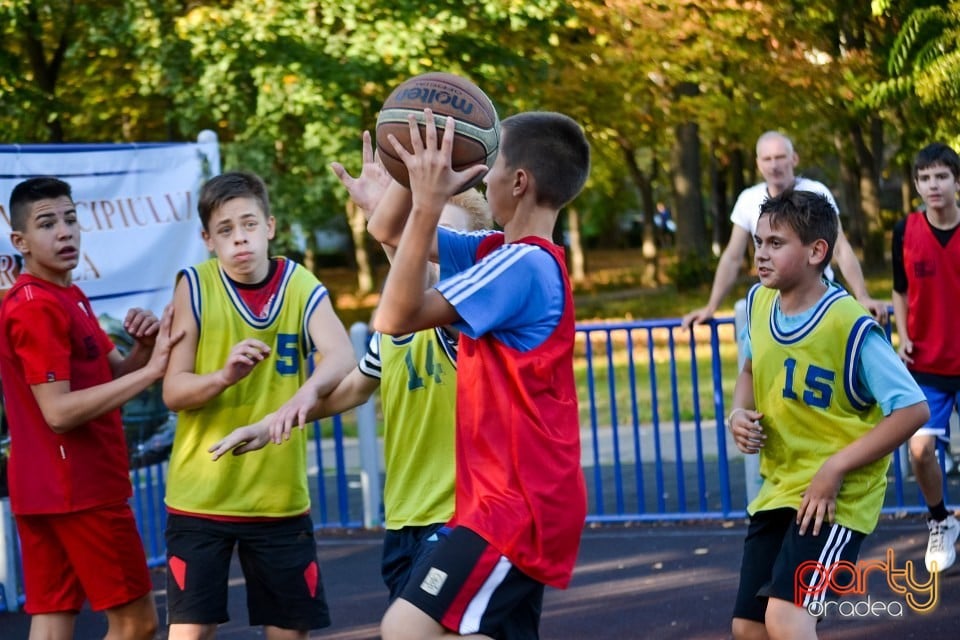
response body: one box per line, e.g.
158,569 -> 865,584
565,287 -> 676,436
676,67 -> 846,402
165,513 -> 330,630
399,525 -> 543,639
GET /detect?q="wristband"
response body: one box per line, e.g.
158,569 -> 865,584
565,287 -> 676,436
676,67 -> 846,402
727,408 -> 747,425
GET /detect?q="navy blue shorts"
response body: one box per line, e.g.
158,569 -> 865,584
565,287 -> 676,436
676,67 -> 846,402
165,513 -> 330,630
381,523 -> 446,602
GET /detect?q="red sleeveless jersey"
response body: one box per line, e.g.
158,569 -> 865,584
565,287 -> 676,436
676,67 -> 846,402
902,211 -> 960,376
451,234 -> 587,588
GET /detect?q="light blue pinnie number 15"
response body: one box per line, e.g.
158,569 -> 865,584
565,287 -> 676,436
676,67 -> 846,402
782,357 -> 835,408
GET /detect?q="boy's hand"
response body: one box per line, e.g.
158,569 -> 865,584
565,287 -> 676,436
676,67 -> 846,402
125,307 -> 160,348
208,419 -> 273,460
386,109 -> 487,216
797,460 -> 843,536
267,383 -> 322,443
897,338 -> 914,366
728,408 -> 765,454
330,130 -> 393,218
220,339 -> 271,386
146,304 -> 185,379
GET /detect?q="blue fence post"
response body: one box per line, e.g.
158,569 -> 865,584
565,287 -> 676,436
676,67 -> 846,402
0,497 -> 18,612
350,322 -> 382,529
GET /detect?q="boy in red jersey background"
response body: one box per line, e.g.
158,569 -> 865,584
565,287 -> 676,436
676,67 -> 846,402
368,110 -> 590,639
892,142 -> 960,572
0,176 -> 180,640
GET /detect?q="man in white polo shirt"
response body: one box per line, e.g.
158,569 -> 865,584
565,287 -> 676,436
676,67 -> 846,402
682,131 -> 887,328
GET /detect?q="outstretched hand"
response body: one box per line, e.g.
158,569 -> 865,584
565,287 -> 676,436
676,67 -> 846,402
266,383 -> 322,444
208,419 -> 273,460
330,130 -> 393,218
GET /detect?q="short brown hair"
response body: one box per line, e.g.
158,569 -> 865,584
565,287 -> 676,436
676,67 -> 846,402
198,171 -> 271,231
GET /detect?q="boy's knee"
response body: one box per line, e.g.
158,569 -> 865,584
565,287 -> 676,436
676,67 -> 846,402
909,436 -> 937,464
105,595 -> 158,640
731,616 -> 767,640
381,599 -> 442,640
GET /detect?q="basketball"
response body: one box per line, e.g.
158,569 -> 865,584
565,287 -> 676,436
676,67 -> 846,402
376,72 -> 500,192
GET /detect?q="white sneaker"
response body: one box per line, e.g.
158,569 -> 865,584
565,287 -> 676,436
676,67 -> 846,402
925,515 -> 959,573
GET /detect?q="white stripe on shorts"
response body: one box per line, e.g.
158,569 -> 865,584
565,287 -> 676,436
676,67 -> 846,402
459,556 -> 512,635
802,523 -> 853,609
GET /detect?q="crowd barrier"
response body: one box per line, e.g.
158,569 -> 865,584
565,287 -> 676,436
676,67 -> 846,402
1,310 -> 955,612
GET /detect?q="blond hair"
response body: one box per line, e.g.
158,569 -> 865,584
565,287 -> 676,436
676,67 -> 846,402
448,187 -> 492,231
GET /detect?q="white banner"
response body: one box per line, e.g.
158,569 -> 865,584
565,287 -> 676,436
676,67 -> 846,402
0,134 -> 219,324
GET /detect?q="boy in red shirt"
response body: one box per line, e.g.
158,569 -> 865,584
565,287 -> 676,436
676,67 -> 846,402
0,177 -> 180,640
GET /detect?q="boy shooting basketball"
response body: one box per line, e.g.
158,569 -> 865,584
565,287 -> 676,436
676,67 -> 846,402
367,109 -> 590,639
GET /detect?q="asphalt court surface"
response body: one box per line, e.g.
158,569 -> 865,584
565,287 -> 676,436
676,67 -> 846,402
1,517 -> 957,639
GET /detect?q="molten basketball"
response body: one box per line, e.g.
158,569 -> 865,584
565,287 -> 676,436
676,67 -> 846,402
376,72 -> 500,192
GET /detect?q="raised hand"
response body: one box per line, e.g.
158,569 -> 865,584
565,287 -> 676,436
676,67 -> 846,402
330,130 -> 393,217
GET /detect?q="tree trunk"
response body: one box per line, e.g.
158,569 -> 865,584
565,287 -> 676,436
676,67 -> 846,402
566,207 -> 586,284
346,200 -> 374,295
671,110 -> 708,258
849,120 -> 885,267
709,141 -> 729,257
901,163 -> 914,215
619,141 -> 659,286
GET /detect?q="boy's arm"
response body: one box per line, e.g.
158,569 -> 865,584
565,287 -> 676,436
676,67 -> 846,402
834,230 -> 888,324
891,290 -> 913,364
30,305 -> 181,433
798,400 -> 929,536
304,295 -> 355,398
681,225 -> 751,329
366,180 -> 438,258
161,278 -> 271,411
373,112 -> 483,335
211,367 -> 380,459
727,357 -> 765,454
280,367 -> 379,434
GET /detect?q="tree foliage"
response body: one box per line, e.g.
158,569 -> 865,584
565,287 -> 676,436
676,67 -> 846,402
1,0 -> 956,290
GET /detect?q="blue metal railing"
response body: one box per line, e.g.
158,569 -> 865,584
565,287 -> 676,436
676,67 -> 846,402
2,313 -> 955,612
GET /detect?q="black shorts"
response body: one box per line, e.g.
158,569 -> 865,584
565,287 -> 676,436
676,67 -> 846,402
381,523 -> 447,602
400,526 -> 543,639
165,513 -> 330,630
733,508 -> 865,623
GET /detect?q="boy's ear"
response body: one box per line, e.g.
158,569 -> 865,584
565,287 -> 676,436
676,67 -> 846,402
10,231 -> 26,254
809,238 -> 829,267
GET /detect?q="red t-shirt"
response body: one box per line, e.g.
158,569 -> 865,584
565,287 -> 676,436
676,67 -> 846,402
0,274 -> 131,515
451,235 -> 587,589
